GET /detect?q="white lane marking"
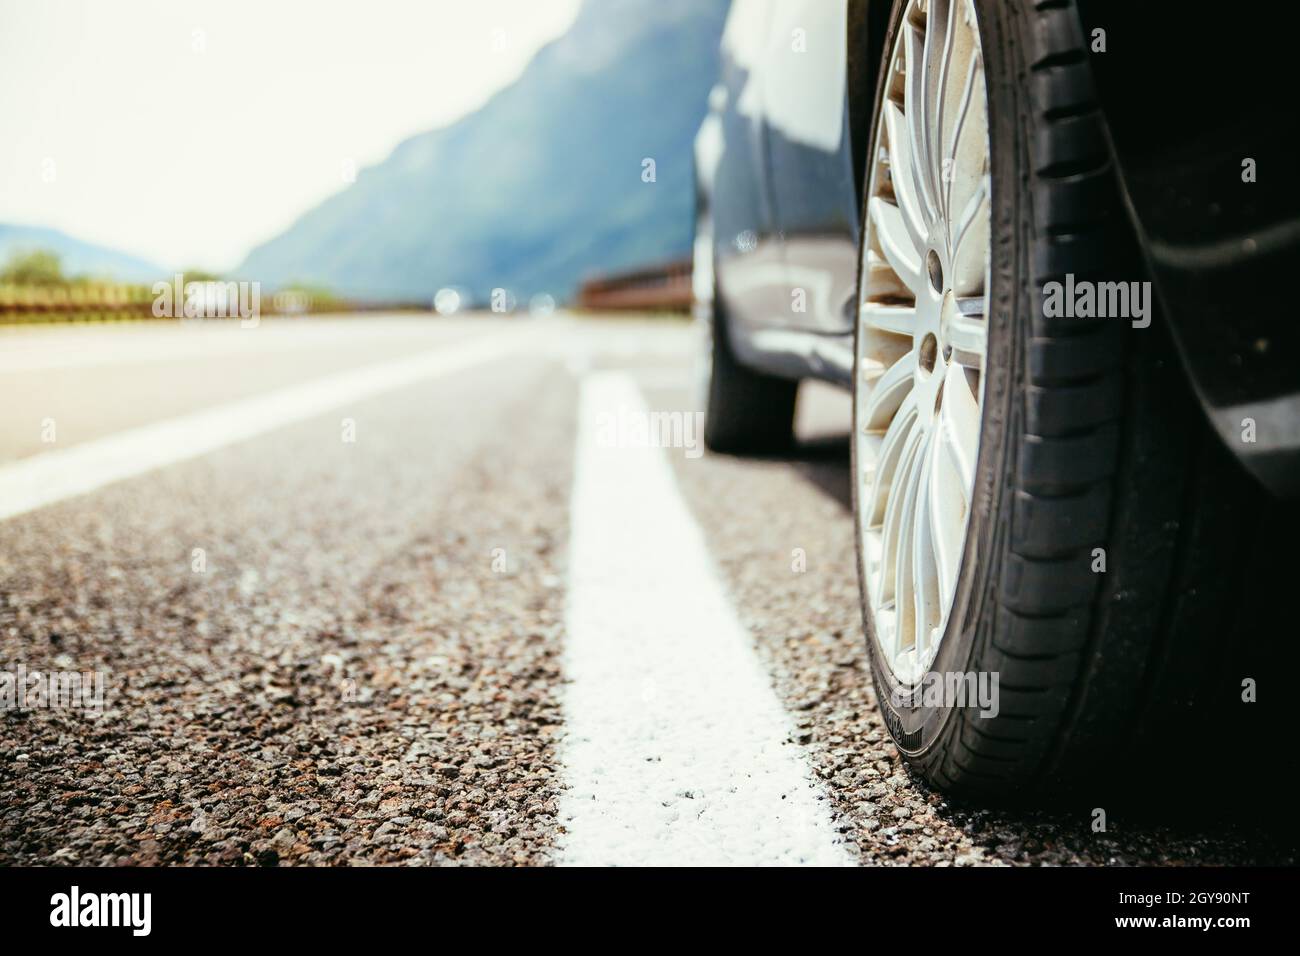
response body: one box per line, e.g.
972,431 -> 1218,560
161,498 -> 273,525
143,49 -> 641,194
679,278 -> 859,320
0,317 -> 486,373
559,371 -> 852,866
0,332 -> 532,521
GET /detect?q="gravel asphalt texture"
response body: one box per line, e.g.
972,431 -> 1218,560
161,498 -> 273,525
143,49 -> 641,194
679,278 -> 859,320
2,338 -> 571,865
2,317 -> 1295,866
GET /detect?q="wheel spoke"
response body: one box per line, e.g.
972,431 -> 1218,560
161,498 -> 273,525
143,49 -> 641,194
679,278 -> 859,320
948,297 -> 986,368
862,348 -> 916,432
884,101 -> 929,245
951,173 -> 988,262
869,197 -> 923,294
932,0 -> 957,222
918,5 -> 941,199
867,395 -> 917,528
904,22 -> 939,226
950,173 -> 989,295
927,418 -> 965,611
938,360 -> 979,492
861,301 -> 917,338
945,51 -> 981,220
888,424 -> 927,639
910,432 -> 940,660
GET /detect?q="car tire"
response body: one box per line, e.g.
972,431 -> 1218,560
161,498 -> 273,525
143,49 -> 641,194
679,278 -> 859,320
852,0 -> 1265,798
693,209 -> 798,455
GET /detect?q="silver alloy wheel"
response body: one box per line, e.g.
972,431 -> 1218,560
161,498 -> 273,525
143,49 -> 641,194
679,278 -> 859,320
855,0 -> 990,687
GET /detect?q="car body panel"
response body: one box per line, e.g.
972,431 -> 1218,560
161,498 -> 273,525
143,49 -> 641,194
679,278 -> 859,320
703,0 -> 859,359
1076,0 -> 1300,497
705,0 -> 786,344
698,0 -> 1299,497
761,0 -> 860,335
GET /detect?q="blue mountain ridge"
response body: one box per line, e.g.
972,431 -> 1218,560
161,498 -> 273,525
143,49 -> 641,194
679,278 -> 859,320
236,0 -> 730,303
0,223 -> 167,284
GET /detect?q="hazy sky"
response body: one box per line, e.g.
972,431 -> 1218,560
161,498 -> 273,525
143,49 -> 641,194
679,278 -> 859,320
0,0 -> 581,270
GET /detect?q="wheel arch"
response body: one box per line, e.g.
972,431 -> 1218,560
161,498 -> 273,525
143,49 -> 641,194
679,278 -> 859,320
845,0 -> 894,215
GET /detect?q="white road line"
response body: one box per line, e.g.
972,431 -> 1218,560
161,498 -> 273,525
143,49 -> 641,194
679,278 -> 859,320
0,332 -> 531,521
559,371 -> 852,866
0,317 -> 482,373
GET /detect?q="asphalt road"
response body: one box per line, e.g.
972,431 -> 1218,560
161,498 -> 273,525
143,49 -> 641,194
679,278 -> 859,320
1,315 -> 1294,865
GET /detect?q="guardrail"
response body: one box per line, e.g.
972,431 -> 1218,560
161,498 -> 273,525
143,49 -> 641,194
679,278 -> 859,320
0,283 -> 431,323
575,258 -> 692,312
0,282 -> 156,318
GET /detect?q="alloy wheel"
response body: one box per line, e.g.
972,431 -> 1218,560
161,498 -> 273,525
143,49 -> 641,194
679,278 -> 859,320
854,0 -> 991,686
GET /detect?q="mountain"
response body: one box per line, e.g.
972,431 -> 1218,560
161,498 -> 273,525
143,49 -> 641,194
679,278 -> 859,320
237,0 -> 730,303
0,223 -> 166,284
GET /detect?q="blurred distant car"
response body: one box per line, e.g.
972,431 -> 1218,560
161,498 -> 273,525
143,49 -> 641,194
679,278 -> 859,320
693,0 -> 1299,797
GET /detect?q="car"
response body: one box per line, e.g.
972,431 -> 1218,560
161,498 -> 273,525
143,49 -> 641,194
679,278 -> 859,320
693,0 -> 1299,797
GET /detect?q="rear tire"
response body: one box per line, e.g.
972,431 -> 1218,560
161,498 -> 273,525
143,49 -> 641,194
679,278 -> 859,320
693,212 -> 797,455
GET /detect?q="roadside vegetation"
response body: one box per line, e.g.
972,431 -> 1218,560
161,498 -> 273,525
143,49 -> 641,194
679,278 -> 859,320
0,248 -> 375,323
0,248 -> 156,322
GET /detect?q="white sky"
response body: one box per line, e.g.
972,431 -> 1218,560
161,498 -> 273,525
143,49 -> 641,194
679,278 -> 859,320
0,0 -> 581,271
